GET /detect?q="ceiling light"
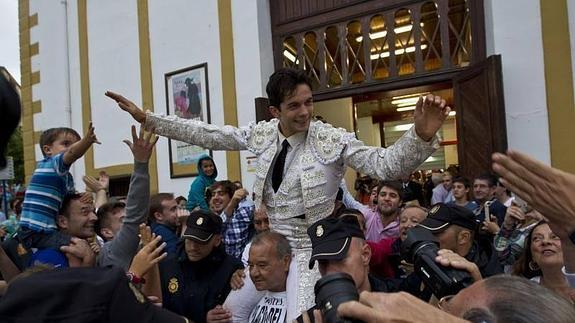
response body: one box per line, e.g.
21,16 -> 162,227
396,105 -> 416,112
392,93 -> 428,100
388,123 -> 414,132
391,97 -> 420,105
396,101 -> 420,107
283,50 -> 297,63
356,23 -> 424,42
371,44 -> 428,60
449,111 -> 456,116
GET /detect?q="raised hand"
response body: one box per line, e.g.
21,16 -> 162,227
83,175 -> 105,193
123,125 -> 159,162
105,91 -> 147,123
413,94 -> 451,142
231,188 -> 249,203
502,205 -> 525,230
139,223 -> 154,246
492,150 -> 575,239
98,171 -> 110,191
85,121 -> 101,145
482,214 -> 500,235
129,235 -> 167,278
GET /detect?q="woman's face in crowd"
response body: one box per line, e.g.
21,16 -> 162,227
399,207 -> 427,241
530,223 -> 563,269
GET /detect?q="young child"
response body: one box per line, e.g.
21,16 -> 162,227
19,122 -> 99,249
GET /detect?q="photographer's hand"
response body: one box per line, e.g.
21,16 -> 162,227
435,249 -> 482,282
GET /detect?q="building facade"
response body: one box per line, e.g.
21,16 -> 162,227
18,0 -> 575,197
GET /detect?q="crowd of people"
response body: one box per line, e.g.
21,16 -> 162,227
0,68 -> 573,323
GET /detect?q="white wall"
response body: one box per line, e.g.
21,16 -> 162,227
29,0 -> 72,160
64,0 -> 85,190
88,0 -> 142,171
232,0 -> 274,194
484,0 -> 551,164
148,0 -> 224,197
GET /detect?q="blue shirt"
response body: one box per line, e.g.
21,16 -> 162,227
151,222 -> 179,256
29,248 -> 69,268
447,201 -> 479,212
20,153 -> 75,232
220,198 -> 255,259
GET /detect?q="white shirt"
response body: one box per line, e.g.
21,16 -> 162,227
248,291 -> 288,323
274,130 -> 307,177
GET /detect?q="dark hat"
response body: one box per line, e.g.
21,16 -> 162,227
0,266 -> 187,322
418,203 -> 479,233
307,216 -> 365,269
182,209 -> 222,243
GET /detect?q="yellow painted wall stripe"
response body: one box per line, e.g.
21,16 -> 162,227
32,100 -> 42,114
217,0 -> 241,182
540,0 -> 575,172
30,42 -> 39,56
28,13 -> 37,27
30,71 -> 40,85
19,0 -> 35,183
137,0 -> 159,193
77,0 -> 96,176
77,1 -> 159,189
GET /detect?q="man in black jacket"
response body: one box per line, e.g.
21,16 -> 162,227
160,210 -> 243,323
296,216 -> 396,323
419,203 -> 503,278
400,203 -> 503,302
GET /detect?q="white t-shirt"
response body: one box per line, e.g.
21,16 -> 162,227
248,291 -> 287,323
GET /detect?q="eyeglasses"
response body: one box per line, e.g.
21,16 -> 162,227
437,294 -> 455,312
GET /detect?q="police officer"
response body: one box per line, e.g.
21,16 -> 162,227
160,209 -> 243,323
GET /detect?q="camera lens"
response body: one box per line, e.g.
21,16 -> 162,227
401,226 -> 473,298
314,273 -> 362,323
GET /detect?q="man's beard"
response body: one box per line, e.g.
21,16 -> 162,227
379,207 -> 398,218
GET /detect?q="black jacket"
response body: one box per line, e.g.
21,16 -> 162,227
466,237 -> 503,278
160,244 -> 243,323
475,198 -> 507,226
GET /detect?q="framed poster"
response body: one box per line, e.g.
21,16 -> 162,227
164,63 -> 211,178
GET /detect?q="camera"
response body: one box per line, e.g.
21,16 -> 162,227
314,273 -> 363,323
401,226 -> 474,298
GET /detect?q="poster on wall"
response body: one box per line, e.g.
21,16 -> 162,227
164,63 -> 211,178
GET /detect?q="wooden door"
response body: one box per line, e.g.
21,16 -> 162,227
453,54 -> 507,179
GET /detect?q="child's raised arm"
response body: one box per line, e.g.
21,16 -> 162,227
63,121 -> 100,165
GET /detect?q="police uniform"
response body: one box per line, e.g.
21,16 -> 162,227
160,210 -> 243,323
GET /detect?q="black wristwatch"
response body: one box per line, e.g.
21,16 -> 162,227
569,230 -> 575,245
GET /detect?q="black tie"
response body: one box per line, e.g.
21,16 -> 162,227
272,139 -> 290,192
